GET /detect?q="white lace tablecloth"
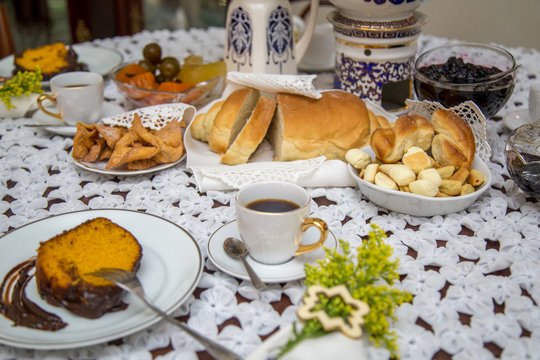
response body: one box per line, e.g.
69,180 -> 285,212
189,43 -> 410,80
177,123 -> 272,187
1,28 -> 539,360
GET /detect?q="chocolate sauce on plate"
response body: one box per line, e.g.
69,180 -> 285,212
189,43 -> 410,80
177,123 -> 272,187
0,257 -> 67,331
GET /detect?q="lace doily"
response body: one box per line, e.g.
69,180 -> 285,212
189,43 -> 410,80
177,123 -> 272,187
0,30 -> 539,360
101,103 -> 196,130
406,99 -> 492,163
226,71 -> 322,99
192,156 -> 327,189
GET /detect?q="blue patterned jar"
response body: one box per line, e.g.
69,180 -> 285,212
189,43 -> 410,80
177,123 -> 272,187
329,10 -> 426,113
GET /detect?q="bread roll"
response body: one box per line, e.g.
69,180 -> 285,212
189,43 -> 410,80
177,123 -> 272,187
345,149 -> 371,169
368,110 -> 390,135
220,97 -> 276,165
449,167 -> 469,184
417,168 -> 442,187
190,100 -> 224,142
363,163 -> 379,183
439,179 -> 462,196
268,91 -> 371,161
379,164 -> 416,186
209,88 -> 260,154
467,169 -> 485,187
409,179 -> 438,197
370,114 -> 434,163
374,172 -> 398,190
430,109 -> 476,170
436,165 -> 456,179
402,149 -> 432,174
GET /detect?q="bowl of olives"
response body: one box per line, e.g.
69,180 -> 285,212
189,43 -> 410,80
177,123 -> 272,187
413,42 -> 518,118
111,42 -> 226,108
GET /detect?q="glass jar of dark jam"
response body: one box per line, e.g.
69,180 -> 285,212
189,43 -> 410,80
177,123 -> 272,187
413,43 -> 517,118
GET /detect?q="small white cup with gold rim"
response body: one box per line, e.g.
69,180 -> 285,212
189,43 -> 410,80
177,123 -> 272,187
235,181 -> 328,265
37,71 -> 104,125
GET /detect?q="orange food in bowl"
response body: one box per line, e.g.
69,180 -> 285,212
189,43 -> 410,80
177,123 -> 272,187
158,81 -> 193,93
129,72 -> 158,90
115,63 -> 147,83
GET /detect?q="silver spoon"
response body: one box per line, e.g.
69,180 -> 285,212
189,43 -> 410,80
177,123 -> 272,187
223,237 -> 267,290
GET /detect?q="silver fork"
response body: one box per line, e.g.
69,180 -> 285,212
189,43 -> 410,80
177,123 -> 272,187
88,268 -> 244,360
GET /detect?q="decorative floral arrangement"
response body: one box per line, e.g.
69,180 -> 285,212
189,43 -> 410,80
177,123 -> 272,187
278,224 -> 412,358
0,68 -> 43,110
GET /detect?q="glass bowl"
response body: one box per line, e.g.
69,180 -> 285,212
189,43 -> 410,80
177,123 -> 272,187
413,43 -> 518,118
110,62 -> 224,109
504,121 -> 540,198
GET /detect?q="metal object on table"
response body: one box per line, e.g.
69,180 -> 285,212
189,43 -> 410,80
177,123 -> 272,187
24,124 -> 72,128
88,268 -> 244,360
223,237 -> 268,291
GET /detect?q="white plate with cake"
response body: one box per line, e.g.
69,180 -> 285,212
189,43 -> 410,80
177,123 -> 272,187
0,43 -> 123,86
0,209 -> 203,349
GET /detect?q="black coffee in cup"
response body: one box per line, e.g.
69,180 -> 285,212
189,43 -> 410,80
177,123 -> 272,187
246,198 -> 299,213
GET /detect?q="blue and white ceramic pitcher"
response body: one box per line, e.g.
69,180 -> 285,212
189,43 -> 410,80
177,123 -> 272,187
225,0 -> 319,74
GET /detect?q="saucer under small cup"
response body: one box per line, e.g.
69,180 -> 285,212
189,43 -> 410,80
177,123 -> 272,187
32,102 -> 124,136
207,220 -> 337,283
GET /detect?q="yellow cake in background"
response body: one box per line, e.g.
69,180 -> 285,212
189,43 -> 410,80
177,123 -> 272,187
13,42 -> 88,80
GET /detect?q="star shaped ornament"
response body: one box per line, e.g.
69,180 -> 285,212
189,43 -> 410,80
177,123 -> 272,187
297,284 -> 370,339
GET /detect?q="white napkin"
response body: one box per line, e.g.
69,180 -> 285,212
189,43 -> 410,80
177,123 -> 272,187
226,71 -> 322,99
101,103 -> 196,130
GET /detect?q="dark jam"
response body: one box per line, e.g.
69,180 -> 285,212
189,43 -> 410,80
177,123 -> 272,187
0,258 -> 67,331
414,56 -> 514,118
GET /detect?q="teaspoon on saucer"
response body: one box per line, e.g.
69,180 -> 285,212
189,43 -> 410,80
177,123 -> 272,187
223,237 -> 267,290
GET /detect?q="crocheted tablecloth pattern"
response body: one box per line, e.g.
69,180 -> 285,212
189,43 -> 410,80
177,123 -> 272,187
0,28 -> 539,360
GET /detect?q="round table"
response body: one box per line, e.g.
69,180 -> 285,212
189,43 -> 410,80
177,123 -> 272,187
0,28 -> 539,360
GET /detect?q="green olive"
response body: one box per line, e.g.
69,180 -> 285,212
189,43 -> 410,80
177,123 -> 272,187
158,57 -> 181,81
143,43 -> 162,65
138,59 -> 156,74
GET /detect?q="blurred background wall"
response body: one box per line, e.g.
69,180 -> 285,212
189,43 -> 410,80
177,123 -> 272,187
420,0 -> 540,51
1,0 -> 539,56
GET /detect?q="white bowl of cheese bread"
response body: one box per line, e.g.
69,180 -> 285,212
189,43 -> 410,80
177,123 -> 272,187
347,109 -> 491,216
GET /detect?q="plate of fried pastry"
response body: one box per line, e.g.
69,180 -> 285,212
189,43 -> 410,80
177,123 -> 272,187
71,103 -> 194,175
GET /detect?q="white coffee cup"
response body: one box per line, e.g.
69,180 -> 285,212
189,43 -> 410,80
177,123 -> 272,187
37,72 -> 104,125
235,181 -> 328,265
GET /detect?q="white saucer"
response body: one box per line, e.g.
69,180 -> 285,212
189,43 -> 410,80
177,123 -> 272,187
207,220 -> 337,283
32,102 -> 124,136
503,109 -> 535,131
